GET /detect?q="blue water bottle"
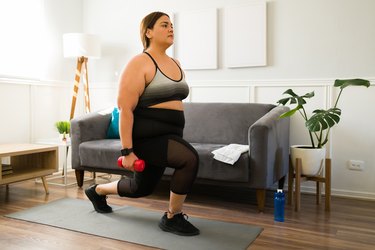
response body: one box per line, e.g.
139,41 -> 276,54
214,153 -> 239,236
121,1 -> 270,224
274,189 -> 285,222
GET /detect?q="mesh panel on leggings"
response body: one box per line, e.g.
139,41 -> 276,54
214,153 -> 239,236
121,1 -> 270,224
117,164 -> 165,198
117,136 -> 199,197
167,139 -> 199,195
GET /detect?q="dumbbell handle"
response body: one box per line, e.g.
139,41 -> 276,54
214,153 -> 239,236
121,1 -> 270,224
117,157 -> 145,172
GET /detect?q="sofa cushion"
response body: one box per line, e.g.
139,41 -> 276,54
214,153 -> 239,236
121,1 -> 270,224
164,143 -> 250,182
80,139 -> 121,171
80,140 -> 249,183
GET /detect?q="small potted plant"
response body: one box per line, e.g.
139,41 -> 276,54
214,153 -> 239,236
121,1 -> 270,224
55,121 -> 71,141
277,78 -> 370,175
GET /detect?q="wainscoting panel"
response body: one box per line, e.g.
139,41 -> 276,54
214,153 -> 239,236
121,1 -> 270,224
190,86 -> 250,103
255,84 -> 328,107
31,84 -> 73,141
0,83 -> 31,143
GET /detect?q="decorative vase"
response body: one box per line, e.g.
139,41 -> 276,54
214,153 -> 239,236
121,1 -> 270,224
290,145 -> 326,176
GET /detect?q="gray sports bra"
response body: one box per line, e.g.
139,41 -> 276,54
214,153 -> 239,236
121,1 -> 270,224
137,52 -> 189,108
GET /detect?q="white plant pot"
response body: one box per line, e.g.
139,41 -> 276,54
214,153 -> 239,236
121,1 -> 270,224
59,133 -> 70,142
290,145 -> 326,176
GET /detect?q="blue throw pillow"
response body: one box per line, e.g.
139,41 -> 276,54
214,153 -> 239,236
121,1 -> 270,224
106,107 -> 120,139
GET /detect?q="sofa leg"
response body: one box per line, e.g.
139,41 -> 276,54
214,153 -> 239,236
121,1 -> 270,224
75,170 -> 84,187
256,189 -> 266,212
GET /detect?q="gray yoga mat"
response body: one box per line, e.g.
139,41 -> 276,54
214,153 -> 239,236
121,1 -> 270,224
5,198 -> 262,250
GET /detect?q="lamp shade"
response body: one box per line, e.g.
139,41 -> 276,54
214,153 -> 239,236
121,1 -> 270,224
63,33 -> 101,58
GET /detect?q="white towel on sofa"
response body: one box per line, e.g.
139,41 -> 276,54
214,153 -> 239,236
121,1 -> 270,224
211,144 -> 249,165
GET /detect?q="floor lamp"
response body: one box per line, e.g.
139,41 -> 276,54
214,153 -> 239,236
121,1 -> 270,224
63,33 -> 101,120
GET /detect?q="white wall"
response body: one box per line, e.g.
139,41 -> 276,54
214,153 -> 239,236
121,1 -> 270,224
1,0 -> 374,199
42,0 -> 84,81
83,0 -> 375,82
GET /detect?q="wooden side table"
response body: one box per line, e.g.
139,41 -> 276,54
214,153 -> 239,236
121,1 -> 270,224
0,144 -> 58,194
36,138 -> 95,186
288,157 -> 331,211
36,138 -> 74,186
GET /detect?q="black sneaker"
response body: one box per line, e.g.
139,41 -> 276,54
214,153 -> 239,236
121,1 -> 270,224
85,184 -> 112,213
158,212 -> 200,236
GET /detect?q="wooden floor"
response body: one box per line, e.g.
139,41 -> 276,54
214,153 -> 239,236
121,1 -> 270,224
1,174 -> 374,250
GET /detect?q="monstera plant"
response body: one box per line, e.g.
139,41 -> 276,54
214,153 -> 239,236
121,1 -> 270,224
277,78 -> 370,148
277,78 -> 370,175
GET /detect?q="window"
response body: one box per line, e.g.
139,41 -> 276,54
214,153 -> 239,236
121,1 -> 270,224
0,0 -> 43,79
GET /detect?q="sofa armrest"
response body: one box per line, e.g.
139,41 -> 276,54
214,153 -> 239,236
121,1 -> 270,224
248,106 -> 290,189
71,109 -> 112,169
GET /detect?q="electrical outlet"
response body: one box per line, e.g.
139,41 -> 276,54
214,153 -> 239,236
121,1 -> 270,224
348,160 -> 365,171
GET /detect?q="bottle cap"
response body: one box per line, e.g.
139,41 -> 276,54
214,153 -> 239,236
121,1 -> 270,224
277,189 -> 283,193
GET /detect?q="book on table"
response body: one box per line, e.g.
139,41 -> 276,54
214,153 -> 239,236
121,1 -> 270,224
2,164 -> 13,175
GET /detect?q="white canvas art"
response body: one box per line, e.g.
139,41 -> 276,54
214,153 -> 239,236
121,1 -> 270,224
174,8 -> 217,70
224,1 -> 267,68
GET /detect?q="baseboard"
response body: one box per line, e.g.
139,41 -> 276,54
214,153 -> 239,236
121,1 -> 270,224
300,186 -> 375,201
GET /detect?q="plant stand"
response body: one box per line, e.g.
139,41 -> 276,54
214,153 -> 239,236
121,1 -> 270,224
287,157 -> 331,211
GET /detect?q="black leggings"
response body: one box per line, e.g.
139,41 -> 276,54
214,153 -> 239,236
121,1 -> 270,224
117,107 -> 199,198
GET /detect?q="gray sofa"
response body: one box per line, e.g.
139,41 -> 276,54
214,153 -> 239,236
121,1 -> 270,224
71,102 -> 290,211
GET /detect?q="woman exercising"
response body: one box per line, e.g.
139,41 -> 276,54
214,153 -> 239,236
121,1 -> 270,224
85,11 -> 200,236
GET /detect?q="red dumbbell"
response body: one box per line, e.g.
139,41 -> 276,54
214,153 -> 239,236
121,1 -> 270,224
117,157 -> 145,172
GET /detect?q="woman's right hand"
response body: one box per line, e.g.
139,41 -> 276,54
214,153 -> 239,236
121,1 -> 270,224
121,153 -> 139,172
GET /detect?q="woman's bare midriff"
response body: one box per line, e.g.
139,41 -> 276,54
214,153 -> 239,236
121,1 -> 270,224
148,100 -> 184,111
